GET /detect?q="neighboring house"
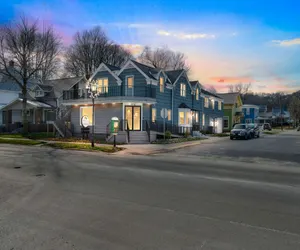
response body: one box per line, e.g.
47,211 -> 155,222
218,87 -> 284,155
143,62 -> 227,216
272,107 -> 291,125
201,89 -> 224,134
241,104 -> 259,124
217,92 -> 243,131
0,90 -> 19,125
256,105 -> 272,124
61,59 -> 221,143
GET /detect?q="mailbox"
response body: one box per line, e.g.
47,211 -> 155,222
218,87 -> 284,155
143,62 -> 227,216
110,117 -> 119,135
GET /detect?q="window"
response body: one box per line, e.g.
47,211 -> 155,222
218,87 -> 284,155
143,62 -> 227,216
179,111 -> 185,125
125,76 -> 134,96
202,113 -> 205,126
167,109 -> 171,121
195,112 -> 199,123
211,99 -> 215,109
97,78 -> 108,93
80,106 -> 93,126
218,101 -> 222,110
35,90 -> 44,97
204,97 -> 209,108
159,77 -> 164,93
223,116 -> 229,128
196,88 -> 199,100
178,109 -> 192,126
245,118 -> 252,123
180,83 -> 186,97
152,108 -> 156,122
246,108 -> 250,115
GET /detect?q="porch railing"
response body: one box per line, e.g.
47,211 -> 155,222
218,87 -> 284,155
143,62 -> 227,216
63,85 -> 156,100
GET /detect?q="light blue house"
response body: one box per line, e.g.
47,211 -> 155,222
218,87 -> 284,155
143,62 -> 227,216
61,59 -> 224,143
241,104 -> 259,124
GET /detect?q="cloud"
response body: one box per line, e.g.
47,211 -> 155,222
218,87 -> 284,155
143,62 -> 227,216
272,38 -> 300,46
157,30 -> 215,40
209,76 -> 255,83
121,44 -> 144,55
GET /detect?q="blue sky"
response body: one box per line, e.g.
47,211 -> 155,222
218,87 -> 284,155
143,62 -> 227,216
1,0 -> 300,93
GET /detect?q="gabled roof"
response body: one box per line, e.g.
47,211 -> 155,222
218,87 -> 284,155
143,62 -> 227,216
201,89 -> 222,99
165,69 -> 184,83
0,98 -> 52,111
217,92 -> 240,104
37,84 -> 53,92
0,80 -> 37,92
104,63 -> 120,71
178,103 -> 191,109
44,76 -> 85,98
131,60 -> 160,80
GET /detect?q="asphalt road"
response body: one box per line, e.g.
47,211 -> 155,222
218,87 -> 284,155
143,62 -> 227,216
1,132 -> 300,250
169,131 -> 300,164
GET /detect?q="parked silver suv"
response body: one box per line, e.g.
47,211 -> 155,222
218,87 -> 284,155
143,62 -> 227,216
230,124 -> 252,140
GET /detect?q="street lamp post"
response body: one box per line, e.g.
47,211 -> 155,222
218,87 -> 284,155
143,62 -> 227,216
86,80 -> 99,147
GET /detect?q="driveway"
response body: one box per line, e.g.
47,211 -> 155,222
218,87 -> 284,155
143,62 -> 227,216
168,130 -> 300,164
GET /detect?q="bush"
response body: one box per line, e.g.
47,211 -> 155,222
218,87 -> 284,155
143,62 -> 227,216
184,131 -> 190,138
165,130 -> 172,139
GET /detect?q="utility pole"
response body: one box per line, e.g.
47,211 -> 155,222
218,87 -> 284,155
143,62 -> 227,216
279,93 -> 283,131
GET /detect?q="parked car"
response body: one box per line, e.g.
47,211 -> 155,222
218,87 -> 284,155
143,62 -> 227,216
248,123 -> 260,138
262,123 -> 272,131
230,124 -> 252,140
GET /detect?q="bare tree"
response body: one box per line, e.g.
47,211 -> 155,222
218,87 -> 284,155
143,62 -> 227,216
64,26 -> 131,79
138,46 -> 190,71
0,16 -> 61,133
207,85 -> 217,94
228,83 -> 252,95
288,96 -> 300,127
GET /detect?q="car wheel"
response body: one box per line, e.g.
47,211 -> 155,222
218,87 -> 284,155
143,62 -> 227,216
257,133 -> 260,138
244,135 -> 248,140
230,136 -> 233,140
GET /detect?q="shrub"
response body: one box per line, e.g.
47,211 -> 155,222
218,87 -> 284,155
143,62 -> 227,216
184,131 -> 190,138
165,130 -> 172,139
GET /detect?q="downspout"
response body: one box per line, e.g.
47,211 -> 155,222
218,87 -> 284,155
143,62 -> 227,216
171,85 -> 174,125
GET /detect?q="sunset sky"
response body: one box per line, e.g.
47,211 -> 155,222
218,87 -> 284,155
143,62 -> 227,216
1,0 -> 300,93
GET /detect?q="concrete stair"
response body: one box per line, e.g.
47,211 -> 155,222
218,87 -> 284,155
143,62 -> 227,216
129,131 -> 149,144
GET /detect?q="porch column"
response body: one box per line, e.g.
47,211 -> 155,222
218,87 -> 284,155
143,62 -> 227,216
33,108 -> 36,124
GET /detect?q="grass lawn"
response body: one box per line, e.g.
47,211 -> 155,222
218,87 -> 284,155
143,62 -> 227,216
152,137 -> 206,144
0,132 -> 55,140
46,142 -> 122,153
0,138 -> 43,146
0,134 -> 24,138
209,133 -> 230,137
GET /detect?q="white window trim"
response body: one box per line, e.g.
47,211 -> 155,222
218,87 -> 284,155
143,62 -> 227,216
218,101 -> 222,110
97,78 -> 109,93
159,76 -> 164,93
125,75 -> 134,96
204,97 -> 209,108
223,116 -> 229,129
80,106 -> 94,126
196,88 -> 199,100
180,83 -> 186,97
202,113 -> 205,126
178,108 -> 192,127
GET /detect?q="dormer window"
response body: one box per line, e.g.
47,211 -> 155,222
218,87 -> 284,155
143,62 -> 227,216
180,83 -> 186,97
204,97 -> 209,108
35,90 -> 44,97
159,76 -> 164,93
196,88 -> 199,100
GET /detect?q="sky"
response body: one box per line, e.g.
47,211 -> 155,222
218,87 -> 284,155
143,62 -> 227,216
1,0 -> 300,93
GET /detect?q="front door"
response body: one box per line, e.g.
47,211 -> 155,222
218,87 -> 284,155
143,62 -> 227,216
125,106 -> 141,131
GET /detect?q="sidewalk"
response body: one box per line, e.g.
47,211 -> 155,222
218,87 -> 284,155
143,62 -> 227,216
116,136 -> 228,155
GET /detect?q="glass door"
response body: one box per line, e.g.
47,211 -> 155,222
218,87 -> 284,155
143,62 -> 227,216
125,106 -> 141,131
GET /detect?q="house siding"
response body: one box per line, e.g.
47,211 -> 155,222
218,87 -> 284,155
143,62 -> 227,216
93,71 -> 119,87
152,73 -> 172,124
173,75 -> 194,125
71,103 -> 122,135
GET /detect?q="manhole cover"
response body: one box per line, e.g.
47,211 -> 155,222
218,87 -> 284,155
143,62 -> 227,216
14,166 -> 21,169
35,174 -> 45,177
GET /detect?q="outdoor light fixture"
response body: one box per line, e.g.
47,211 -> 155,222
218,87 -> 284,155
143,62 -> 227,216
86,80 -> 100,147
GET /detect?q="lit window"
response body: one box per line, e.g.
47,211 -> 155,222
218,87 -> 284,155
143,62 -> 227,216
218,101 -> 222,110
202,113 -> 205,126
180,83 -> 186,97
204,97 -> 209,108
97,78 -> 108,93
196,88 -> 199,100
152,108 -> 156,122
195,112 -> 199,123
179,111 -> 185,125
167,109 -> 171,121
160,77 -> 164,93
80,106 -> 93,126
211,99 -> 215,109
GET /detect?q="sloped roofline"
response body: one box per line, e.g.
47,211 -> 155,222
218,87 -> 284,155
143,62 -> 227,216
88,62 -> 122,85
